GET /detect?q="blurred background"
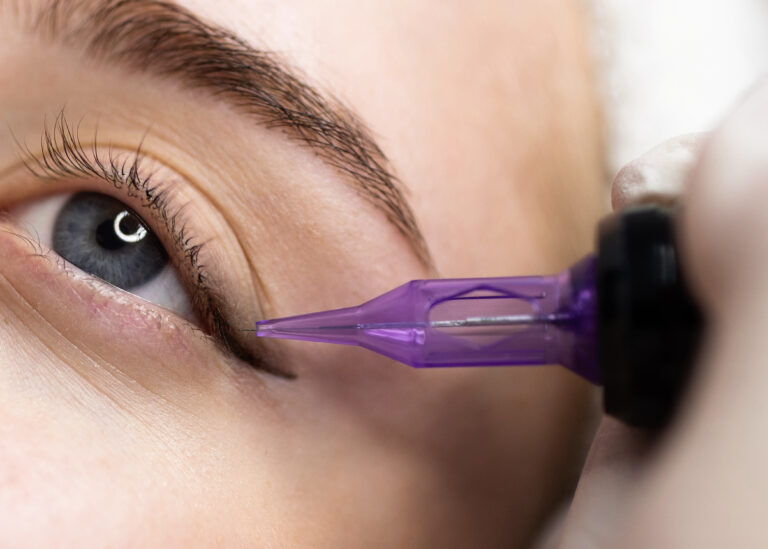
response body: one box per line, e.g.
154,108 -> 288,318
588,0 -> 768,175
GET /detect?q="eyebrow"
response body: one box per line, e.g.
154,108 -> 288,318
24,0 -> 431,266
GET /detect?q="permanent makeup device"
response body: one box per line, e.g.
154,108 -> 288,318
255,206 -> 703,428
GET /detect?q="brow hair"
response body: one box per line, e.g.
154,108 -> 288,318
24,0 -> 431,266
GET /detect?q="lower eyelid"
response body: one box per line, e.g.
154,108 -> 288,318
9,192 -> 199,323
1,170 -> 287,378
0,215 -> 186,335
0,211 -> 288,384
0,216 -> 263,390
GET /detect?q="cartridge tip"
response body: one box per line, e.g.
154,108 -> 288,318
254,320 -> 276,337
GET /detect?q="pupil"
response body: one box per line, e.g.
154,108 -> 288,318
119,214 -> 140,236
95,218 -> 126,250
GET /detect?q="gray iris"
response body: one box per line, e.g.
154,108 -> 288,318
52,192 -> 168,290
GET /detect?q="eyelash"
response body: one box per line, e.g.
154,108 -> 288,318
13,112 -> 234,354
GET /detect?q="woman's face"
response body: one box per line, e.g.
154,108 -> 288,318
0,1 -> 604,546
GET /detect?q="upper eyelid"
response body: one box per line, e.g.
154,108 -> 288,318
18,0 -> 429,267
13,112 -> 206,281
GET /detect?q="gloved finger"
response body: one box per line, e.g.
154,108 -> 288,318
611,133 -> 705,210
557,416 -> 652,548
615,80 -> 768,548
681,80 -> 768,314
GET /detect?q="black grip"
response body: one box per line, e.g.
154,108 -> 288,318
597,206 -> 704,428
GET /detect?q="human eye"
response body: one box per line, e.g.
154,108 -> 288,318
12,190 -> 194,321
0,113 -> 283,375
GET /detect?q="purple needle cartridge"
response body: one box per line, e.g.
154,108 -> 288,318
255,207 -> 703,428
256,256 -> 599,382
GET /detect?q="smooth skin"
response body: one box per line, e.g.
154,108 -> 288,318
0,1 -> 604,547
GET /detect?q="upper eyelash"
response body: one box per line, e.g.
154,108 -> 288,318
12,111 -> 235,354
18,112 -> 205,271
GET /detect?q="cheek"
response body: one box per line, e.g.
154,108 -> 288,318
0,347 -> 275,546
0,400 -> 146,545
0,404 -> 228,546
0,287 -> 231,543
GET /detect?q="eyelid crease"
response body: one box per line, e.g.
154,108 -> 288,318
23,0 -> 432,269
10,111 -> 293,379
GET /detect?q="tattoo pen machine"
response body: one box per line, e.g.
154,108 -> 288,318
254,206 -> 703,428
